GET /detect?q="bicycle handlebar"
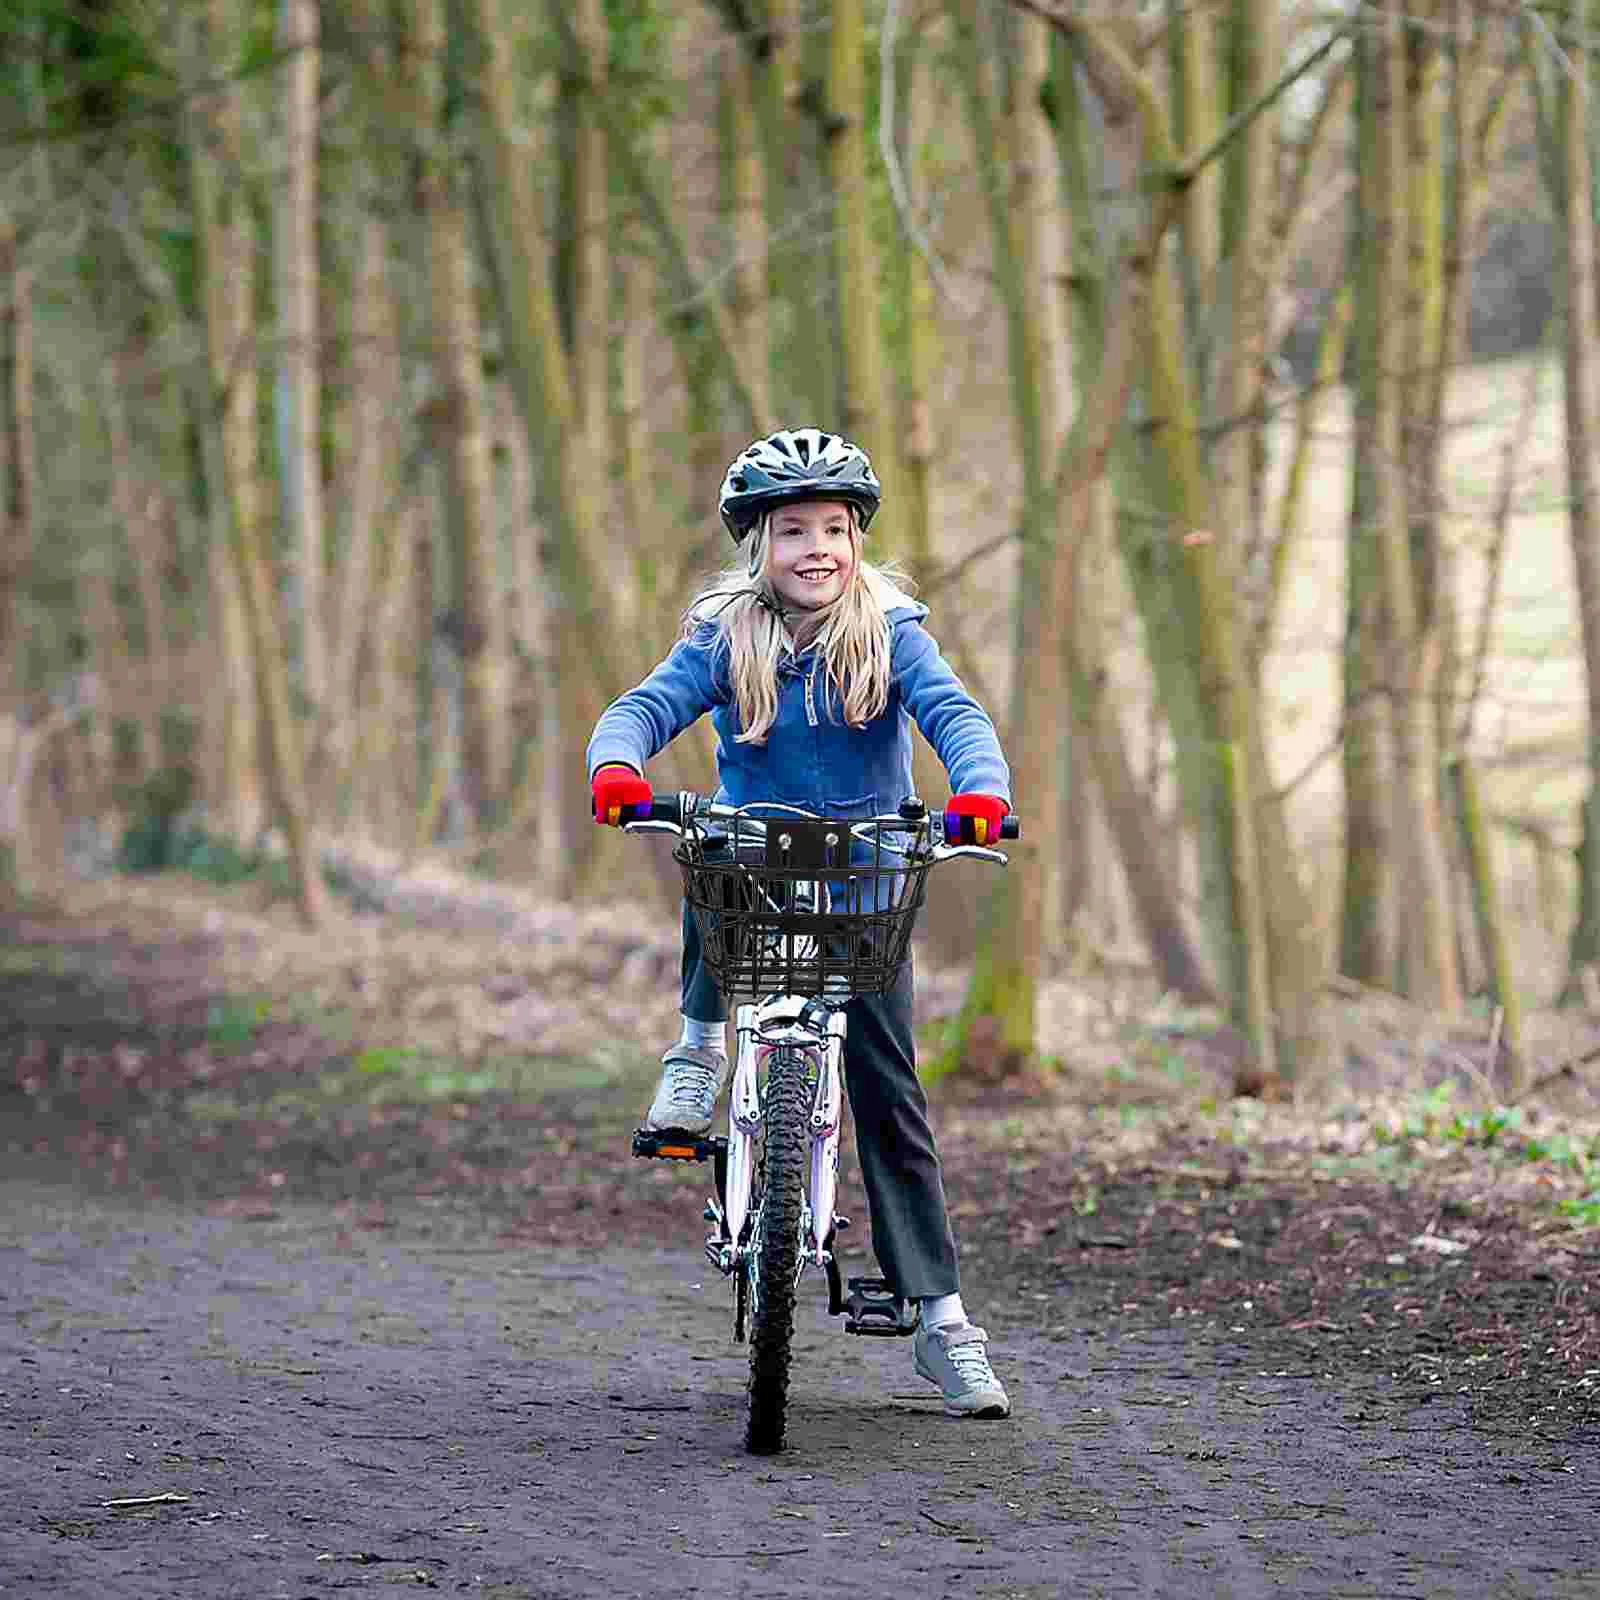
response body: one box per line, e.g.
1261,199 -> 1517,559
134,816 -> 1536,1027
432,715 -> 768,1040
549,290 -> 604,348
632,792 -> 1019,854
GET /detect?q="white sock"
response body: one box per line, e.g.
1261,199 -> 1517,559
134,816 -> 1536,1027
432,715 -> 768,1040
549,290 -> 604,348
680,1015 -> 726,1053
918,1293 -> 967,1330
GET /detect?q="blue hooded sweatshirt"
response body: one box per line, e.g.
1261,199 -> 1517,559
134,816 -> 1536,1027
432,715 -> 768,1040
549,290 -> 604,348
586,573 -> 1010,818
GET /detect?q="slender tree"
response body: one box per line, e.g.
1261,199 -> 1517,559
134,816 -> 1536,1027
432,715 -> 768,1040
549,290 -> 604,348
1551,0 -> 1600,998
409,0 -> 510,830
188,0 -> 327,925
455,0 -> 627,888
826,0 -> 904,558
938,1 -> 1075,1074
275,0 -> 326,732
0,212 -> 34,890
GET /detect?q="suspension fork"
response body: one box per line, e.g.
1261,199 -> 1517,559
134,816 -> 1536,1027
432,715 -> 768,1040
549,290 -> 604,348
722,1000 -> 847,1263
724,1003 -> 763,1251
807,1010 -> 847,1265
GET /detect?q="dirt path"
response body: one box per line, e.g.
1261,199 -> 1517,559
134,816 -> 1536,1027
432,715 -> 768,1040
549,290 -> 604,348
4,896 -> 1600,1596
5,1173 -> 1596,1600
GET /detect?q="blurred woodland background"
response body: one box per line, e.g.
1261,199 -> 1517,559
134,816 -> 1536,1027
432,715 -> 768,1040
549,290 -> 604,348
1,0 -> 1597,1097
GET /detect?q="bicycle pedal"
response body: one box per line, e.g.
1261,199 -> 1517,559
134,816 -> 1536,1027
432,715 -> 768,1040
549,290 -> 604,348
843,1276 -> 918,1337
630,1129 -> 728,1163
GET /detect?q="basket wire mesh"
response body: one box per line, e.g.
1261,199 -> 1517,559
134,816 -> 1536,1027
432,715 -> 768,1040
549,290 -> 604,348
675,815 -> 930,1002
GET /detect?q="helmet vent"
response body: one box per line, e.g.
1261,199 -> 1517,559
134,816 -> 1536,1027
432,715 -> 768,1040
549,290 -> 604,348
718,427 -> 881,541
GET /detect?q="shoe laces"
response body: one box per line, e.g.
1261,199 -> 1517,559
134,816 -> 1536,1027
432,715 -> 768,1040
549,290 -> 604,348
939,1327 -> 998,1388
666,1057 -> 721,1108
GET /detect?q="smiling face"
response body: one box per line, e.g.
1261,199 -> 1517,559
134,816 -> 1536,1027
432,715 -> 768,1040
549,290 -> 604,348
765,498 -> 859,617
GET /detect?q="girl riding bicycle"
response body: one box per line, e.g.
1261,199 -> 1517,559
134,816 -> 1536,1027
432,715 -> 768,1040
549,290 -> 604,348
587,427 -> 1013,1419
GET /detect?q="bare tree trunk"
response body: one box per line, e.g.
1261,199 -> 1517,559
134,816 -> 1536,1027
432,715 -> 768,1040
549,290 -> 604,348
722,37 -> 770,428
1558,0 -> 1600,996
1255,283 -> 1352,677
0,215 -> 33,891
1448,756 -> 1524,1090
1213,0 -> 1276,568
750,0 -> 825,420
1397,4 -> 1463,1012
100,357 -> 170,785
573,0 -> 609,462
189,0 -> 327,926
1343,36 -> 1395,985
1067,494 -> 1214,1004
367,498 -> 423,844
412,0 -> 509,830
275,0 -> 325,736
456,0 -> 624,895
895,18 -> 938,592
1366,4 -> 1457,1009
939,3 -> 1073,1075
1167,0 -> 1222,358
325,212 -> 399,814
826,0 -> 903,557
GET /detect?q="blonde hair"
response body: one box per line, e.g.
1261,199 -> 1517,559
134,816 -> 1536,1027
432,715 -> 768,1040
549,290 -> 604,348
683,509 -> 908,745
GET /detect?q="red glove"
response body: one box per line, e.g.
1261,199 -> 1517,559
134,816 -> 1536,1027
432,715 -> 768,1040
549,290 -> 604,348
944,792 -> 1009,846
592,764 -> 652,826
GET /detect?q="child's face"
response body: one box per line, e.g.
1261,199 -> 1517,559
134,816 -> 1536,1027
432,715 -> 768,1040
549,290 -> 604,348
766,499 -> 857,615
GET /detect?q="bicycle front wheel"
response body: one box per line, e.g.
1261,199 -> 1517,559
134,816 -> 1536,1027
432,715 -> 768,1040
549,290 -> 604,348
744,1045 -> 811,1454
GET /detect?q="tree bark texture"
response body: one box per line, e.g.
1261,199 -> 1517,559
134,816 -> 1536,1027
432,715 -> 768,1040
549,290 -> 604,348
412,0 -> 509,829
275,0 -> 326,732
190,0 -> 327,926
826,0 -> 902,560
1557,0 -> 1600,996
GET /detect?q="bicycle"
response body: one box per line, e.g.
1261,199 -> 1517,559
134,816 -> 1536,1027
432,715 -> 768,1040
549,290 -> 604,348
625,790 -> 1015,1453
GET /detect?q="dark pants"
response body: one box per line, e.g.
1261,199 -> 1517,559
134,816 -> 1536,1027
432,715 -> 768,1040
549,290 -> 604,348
681,903 -> 960,1301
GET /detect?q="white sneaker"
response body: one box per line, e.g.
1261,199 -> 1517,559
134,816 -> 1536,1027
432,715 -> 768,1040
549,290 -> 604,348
913,1320 -> 1011,1418
643,1045 -> 729,1134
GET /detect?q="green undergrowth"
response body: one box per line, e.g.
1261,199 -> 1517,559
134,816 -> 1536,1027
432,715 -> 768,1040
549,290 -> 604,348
0,944 -> 76,979
1366,1081 -> 1596,1175
964,1065 -> 1600,1236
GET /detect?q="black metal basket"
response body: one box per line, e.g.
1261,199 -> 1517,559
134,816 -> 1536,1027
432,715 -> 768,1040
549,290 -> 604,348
675,815 -> 931,1001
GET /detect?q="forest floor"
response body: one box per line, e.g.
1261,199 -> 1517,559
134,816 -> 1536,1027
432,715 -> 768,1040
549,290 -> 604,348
4,863 -> 1600,1598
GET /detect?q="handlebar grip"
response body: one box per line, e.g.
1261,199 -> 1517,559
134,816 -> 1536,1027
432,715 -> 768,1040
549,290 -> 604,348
647,794 -> 685,825
1000,815 -> 1020,841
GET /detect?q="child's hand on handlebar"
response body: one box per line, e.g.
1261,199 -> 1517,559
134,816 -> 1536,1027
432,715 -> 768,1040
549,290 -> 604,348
592,764 -> 653,826
944,793 -> 1009,846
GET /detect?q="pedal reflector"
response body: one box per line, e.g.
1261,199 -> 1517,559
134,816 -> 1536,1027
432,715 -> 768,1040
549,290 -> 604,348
631,1129 -> 728,1163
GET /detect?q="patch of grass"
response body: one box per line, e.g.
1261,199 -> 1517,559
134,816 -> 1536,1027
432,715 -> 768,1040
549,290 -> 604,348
0,945 -> 73,978
1557,1192 -> 1600,1227
205,995 -> 274,1052
1375,1085 -> 1596,1178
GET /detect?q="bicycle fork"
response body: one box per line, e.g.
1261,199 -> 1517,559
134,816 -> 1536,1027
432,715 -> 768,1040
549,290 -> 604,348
710,997 -> 847,1275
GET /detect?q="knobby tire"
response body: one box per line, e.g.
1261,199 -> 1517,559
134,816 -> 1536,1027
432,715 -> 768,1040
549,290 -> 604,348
744,1046 -> 810,1454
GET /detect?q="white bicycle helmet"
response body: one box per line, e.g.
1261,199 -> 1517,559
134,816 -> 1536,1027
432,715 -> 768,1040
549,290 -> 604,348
718,428 -> 881,541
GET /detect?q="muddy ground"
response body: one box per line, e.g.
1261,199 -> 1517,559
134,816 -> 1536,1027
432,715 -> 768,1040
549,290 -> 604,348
3,884 -> 1599,1598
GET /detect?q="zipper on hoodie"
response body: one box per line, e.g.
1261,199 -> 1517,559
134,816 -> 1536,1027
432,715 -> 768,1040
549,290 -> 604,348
803,662 -> 819,727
